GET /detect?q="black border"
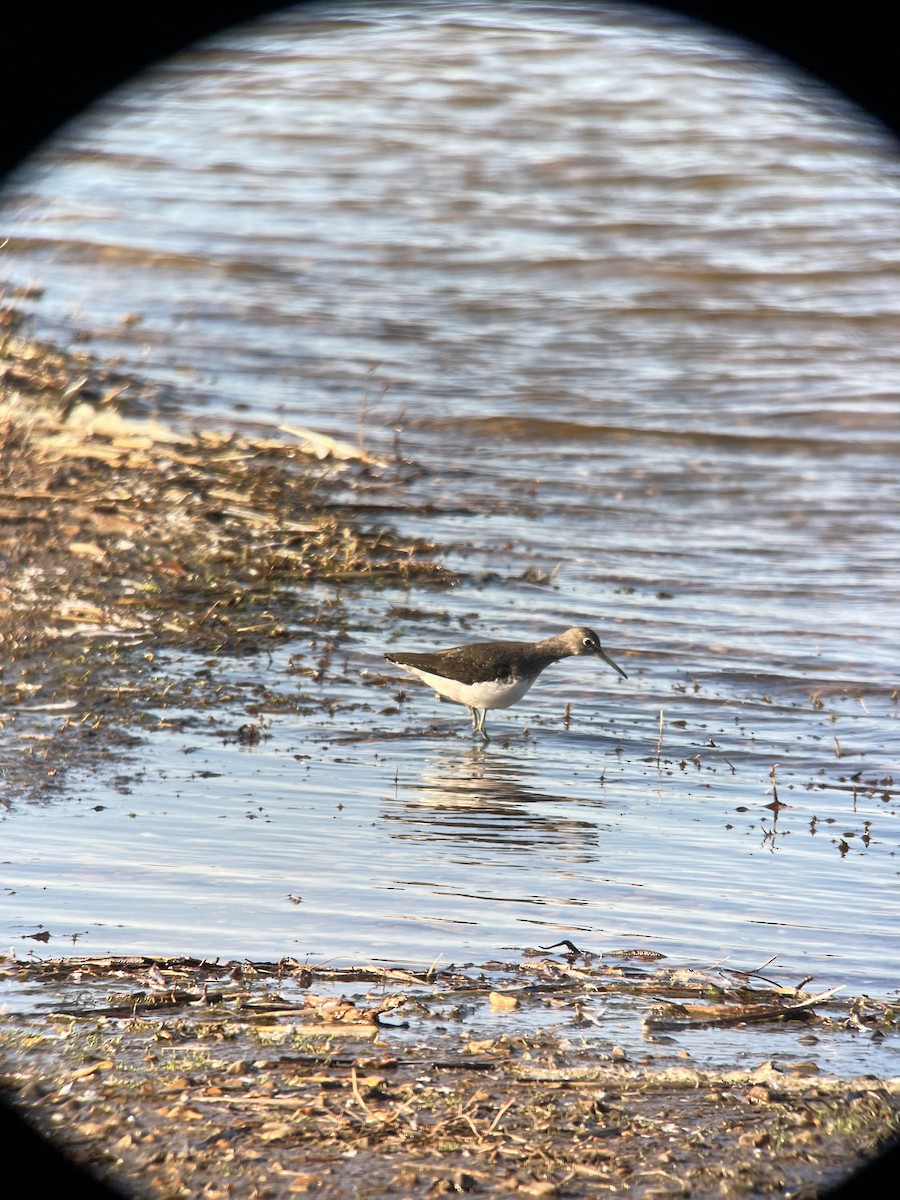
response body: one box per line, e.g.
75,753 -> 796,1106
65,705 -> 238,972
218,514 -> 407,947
1,1 -> 899,182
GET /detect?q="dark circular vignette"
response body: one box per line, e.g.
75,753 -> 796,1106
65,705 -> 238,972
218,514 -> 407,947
0,0 -> 899,180
0,2 -> 898,1198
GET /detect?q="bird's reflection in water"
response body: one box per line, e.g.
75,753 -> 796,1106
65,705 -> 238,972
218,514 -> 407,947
382,746 -> 602,862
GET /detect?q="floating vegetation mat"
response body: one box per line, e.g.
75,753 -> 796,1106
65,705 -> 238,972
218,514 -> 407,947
1,950 -> 898,1199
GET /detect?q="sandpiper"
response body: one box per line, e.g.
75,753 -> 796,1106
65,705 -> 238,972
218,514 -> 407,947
385,625 -> 627,742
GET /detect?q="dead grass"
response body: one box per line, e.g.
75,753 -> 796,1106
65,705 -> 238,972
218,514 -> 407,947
1,953 -> 897,1199
0,308 -> 451,668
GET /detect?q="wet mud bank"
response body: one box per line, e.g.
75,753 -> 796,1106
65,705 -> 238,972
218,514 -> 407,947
1,953 -> 898,1200
0,305 -> 450,801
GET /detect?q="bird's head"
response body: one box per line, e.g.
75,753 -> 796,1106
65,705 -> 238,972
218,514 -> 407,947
566,626 -> 628,678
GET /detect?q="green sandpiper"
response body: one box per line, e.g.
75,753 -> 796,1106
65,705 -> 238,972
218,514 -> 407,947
385,625 -> 627,742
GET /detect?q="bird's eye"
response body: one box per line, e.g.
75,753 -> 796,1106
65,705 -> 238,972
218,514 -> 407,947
583,637 -> 594,647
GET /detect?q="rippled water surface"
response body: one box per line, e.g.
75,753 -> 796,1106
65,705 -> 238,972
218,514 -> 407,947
1,1 -> 899,1016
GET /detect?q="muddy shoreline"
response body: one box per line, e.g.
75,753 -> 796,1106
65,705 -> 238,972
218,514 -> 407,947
0,303 -> 450,804
1,308 -> 898,1196
2,952 -> 898,1199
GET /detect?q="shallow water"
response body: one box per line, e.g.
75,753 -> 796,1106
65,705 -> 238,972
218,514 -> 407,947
1,0 -> 898,1026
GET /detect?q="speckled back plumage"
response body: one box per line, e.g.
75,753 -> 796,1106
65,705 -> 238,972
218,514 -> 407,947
385,627 -> 609,686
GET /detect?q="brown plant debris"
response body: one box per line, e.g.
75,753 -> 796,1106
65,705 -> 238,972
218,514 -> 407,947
0,310 -> 451,668
0,309 -> 456,799
1,952 -> 898,1200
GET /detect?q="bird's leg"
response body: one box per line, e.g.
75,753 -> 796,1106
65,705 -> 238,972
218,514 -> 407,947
473,708 -> 490,743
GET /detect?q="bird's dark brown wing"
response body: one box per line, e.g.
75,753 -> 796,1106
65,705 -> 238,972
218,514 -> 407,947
385,641 -> 548,686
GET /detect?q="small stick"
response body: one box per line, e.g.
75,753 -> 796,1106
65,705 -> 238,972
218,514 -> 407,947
656,709 -> 664,764
486,1098 -> 516,1136
425,952 -> 443,981
350,1065 -> 371,1117
541,939 -> 587,955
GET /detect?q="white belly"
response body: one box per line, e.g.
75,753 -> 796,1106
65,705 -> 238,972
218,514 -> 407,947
403,667 -> 537,711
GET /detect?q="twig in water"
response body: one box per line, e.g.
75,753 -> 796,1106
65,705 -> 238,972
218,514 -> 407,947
350,1065 -> 371,1117
486,1098 -> 516,1136
656,709 -> 664,764
747,954 -> 779,979
425,952 -> 444,981
541,939 -> 588,956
